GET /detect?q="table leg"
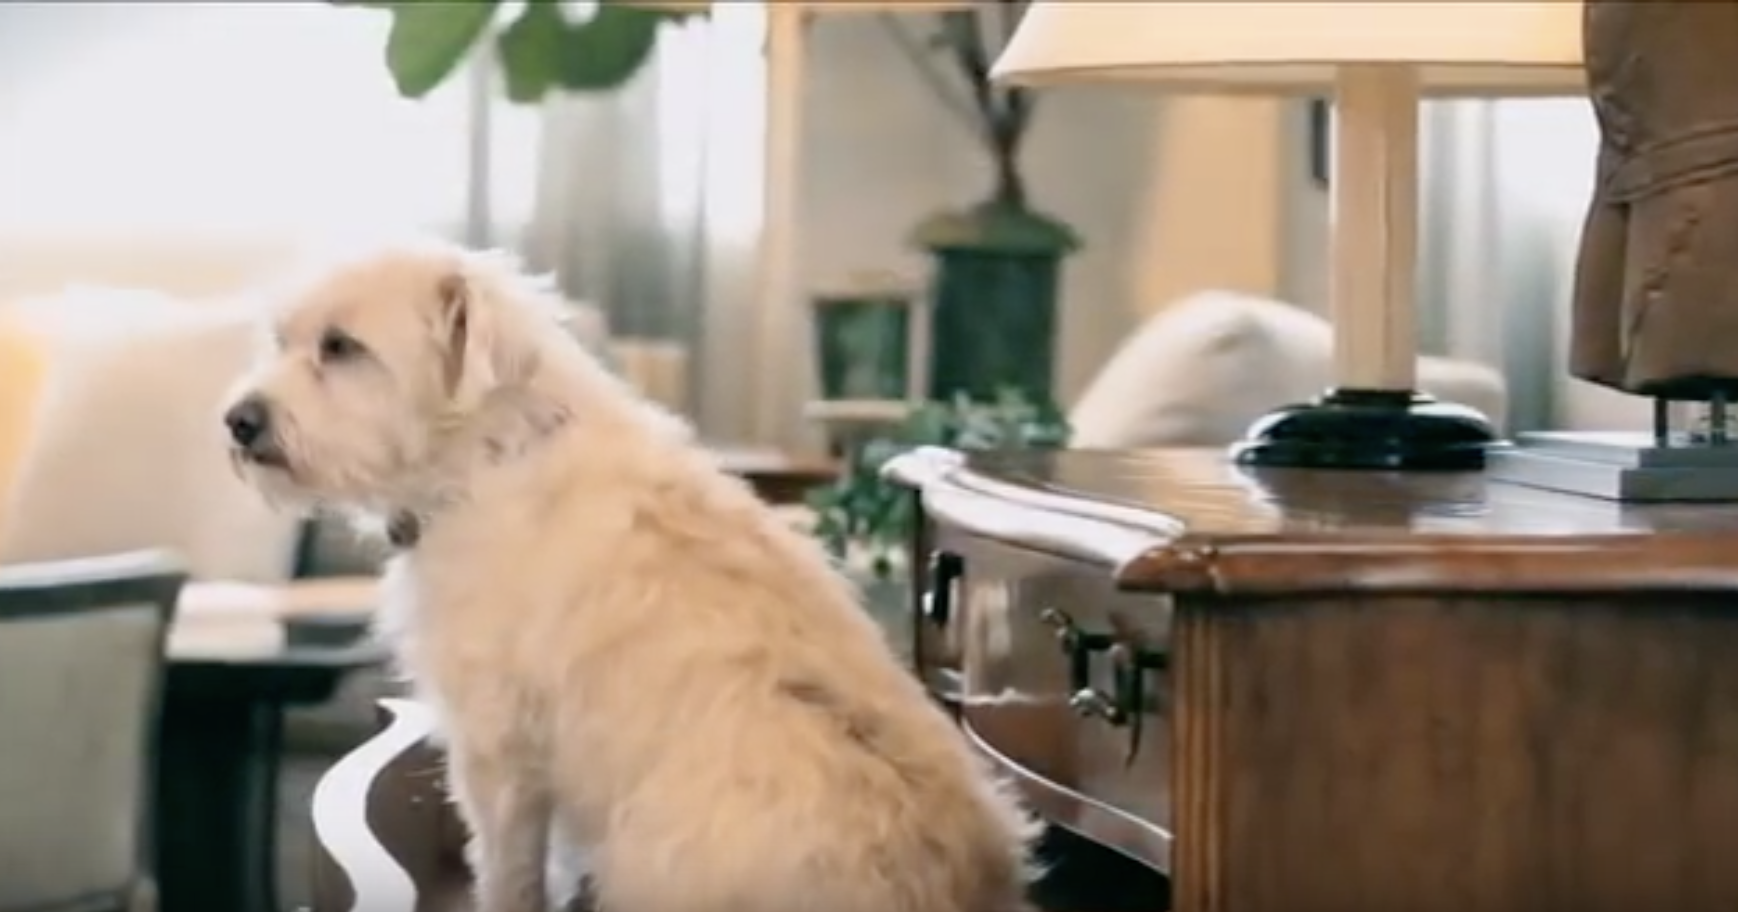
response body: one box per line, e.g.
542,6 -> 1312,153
155,694 -> 284,912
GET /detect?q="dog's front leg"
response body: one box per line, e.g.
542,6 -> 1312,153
448,747 -> 553,912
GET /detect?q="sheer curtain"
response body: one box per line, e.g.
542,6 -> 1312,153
0,3 -> 538,245
0,2 -> 766,439
519,6 -> 767,439
1414,97 -> 1599,434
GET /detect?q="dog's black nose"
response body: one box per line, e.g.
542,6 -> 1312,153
224,397 -> 271,448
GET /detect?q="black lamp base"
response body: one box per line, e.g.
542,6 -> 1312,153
1230,388 -> 1497,471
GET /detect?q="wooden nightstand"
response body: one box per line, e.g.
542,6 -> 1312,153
887,444 -> 1738,912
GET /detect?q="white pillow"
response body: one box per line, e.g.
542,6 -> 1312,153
0,288 -> 301,582
1068,290 -> 1508,448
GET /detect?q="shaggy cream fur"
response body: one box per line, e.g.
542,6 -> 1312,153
224,240 -> 1039,912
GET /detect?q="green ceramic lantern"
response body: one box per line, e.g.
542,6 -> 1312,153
893,5 -> 1082,403
911,200 -> 1080,403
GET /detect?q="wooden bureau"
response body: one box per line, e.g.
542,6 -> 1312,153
886,445 -> 1738,912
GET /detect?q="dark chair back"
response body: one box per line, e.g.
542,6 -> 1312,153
0,550 -> 184,912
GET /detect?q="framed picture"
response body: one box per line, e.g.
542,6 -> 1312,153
1308,98 -> 1330,187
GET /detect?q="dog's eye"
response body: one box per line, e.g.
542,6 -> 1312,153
318,330 -> 365,362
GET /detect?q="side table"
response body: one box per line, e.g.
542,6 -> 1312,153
888,444 -> 1738,912
159,632 -> 385,912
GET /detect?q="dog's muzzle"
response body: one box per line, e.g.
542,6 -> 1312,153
224,395 -> 289,468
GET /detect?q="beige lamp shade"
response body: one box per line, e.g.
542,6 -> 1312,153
993,1 -> 1584,96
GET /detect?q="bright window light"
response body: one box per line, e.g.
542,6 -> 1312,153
0,3 -> 539,239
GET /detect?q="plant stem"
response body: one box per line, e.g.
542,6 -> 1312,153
995,0 -> 1024,45
940,11 -> 998,144
877,14 -> 983,146
940,8 -> 1034,208
991,143 -> 1027,208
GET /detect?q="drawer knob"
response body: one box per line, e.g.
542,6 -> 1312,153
1068,687 -> 1129,725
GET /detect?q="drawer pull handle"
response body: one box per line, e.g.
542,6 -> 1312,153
921,551 -> 964,628
1113,643 -> 1168,766
1053,626 -> 1169,765
1041,609 -> 1169,763
1039,608 -> 1116,692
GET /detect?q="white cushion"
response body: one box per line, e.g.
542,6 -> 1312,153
1068,290 -> 1508,448
0,287 -> 301,582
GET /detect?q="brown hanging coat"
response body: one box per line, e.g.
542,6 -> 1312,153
1572,0 -> 1738,400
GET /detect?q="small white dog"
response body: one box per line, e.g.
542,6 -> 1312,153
224,240 -> 1039,912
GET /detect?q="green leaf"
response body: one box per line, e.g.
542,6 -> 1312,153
496,1 -> 566,103
383,0 -> 498,99
603,0 -> 709,22
555,2 -> 663,92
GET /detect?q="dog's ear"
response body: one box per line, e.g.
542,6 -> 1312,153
437,272 -> 472,398
431,261 -> 539,408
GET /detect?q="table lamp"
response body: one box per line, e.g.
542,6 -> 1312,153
992,1 -> 1583,470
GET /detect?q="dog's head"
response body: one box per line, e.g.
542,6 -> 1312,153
222,241 -> 557,507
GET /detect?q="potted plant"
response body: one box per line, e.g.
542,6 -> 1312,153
885,2 -> 1082,403
340,0 -> 706,102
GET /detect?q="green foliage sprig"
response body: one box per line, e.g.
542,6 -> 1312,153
807,388 -> 1069,579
